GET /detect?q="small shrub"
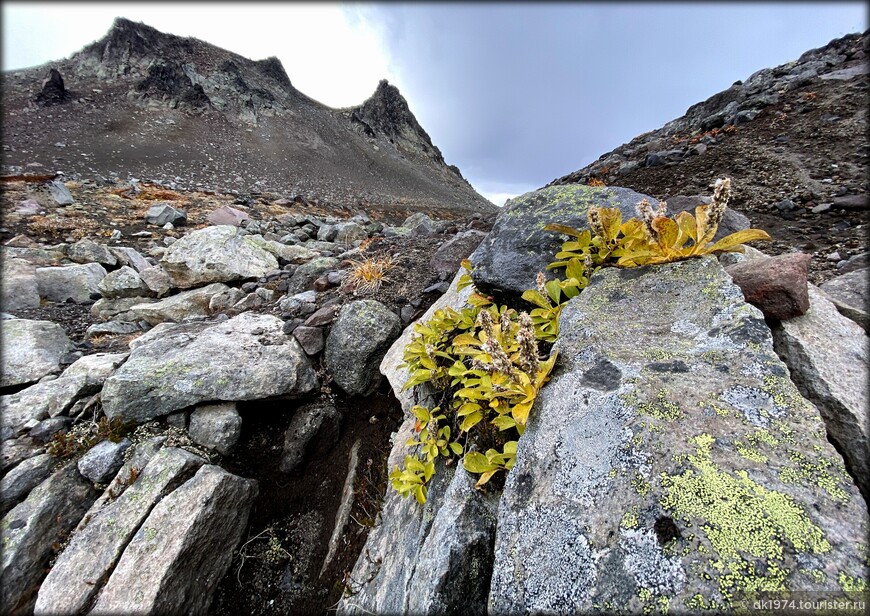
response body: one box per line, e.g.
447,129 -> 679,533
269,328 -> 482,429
47,416 -> 133,458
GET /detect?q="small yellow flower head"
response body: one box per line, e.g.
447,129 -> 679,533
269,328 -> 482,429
587,207 -> 605,238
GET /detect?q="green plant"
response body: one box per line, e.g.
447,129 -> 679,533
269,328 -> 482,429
390,263 -> 558,500
391,178 -> 769,503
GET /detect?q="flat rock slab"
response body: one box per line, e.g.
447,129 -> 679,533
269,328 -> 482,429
0,319 -> 72,387
130,282 -> 234,325
34,448 -> 204,616
102,312 -> 318,423
470,185 -> 658,297
36,262 -> 107,303
0,453 -> 53,516
489,257 -> 868,613
0,464 -> 98,614
160,225 -> 278,288
89,465 -> 257,615
1,375 -> 94,440
772,284 -> 869,499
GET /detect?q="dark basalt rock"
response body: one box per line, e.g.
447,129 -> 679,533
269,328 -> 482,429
35,69 -> 71,106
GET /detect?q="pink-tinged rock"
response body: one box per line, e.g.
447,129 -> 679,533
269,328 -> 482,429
725,252 -> 812,320
207,205 -> 250,227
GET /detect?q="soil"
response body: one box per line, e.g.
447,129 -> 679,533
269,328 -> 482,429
211,385 -> 402,616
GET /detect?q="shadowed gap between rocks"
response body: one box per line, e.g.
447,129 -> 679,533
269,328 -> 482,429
209,382 -> 402,616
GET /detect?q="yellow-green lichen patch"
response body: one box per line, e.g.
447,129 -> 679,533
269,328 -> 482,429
659,433 -> 832,606
837,571 -> 867,593
778,450 -> 850,503
621,507 -> 640,530
761,375 -> 813,415
638,390 -> 684,422
734,429 -> 779,464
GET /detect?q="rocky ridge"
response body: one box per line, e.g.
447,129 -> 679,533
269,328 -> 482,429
1,17 -> 494,214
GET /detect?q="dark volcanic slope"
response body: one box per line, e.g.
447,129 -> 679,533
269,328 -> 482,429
545,31 -> 868,284
1,18 -> 494,215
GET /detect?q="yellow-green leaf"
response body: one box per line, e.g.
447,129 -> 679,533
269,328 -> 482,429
705,228 -> 772,253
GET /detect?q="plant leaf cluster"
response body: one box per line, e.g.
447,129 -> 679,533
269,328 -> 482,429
392,179 -> 769,504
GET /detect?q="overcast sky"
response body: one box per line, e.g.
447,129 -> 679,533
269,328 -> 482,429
2,3 -> 866,205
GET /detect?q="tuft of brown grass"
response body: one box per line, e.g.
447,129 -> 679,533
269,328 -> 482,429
346,255 -> 395,294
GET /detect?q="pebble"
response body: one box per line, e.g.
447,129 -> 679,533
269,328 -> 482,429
826,251 -> 842,261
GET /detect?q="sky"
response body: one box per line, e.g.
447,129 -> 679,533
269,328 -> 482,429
2,3 -> 866,205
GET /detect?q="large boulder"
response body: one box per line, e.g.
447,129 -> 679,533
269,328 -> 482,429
0,258 -> 40,312
470,185 -> 659,297
0,319 -> 72,387
97,265 -> 152,298
102,312 -> 318,423
34,448 -> 204,616
66,238 -> 117,267
429,230 -> 487,277
0,453 -> 53,516
324,300 -> 401,396
36,262 -> 107,303
820,268 -> 869,331
0,464 -> 99,614
771,284 -> 869,500
159,225 -> 278,288
88,465 -> 257,615
488,257 -> 868,612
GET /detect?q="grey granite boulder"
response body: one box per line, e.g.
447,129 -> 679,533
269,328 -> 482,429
97,265 -> 152,298
488,257 -> 868,613
0,464 -> 98,614
1,375 -> 97,440
402,212 -> 435,235
102,312 -> 318,423
0,453 -> 53,516
160,225 -> 278,288
34,448 -> 204,616
429,230 -> 487,277
48,180 -> 73,205
287,257 -> 340,294
340,463 -> 497,615
772,284 -> 869,500
820,268 -> 869,331
325,300 -> 401,396
61,352 -> 128,381
0,319 -> 72,387
110,246 -> 151,273
334,221 -> 368,244
90,296 -> 157,321
89,465 -> 257,615
77,438 -> 132,483
0,258 -> 40,312
130,282 -> 235,325
66,238 -> 117,266
144,203 -> 187,226
36,262 -> 107,303
470,184 -> 659,296
188,402 -> 242,455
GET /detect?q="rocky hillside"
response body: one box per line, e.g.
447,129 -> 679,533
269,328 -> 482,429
1,18 -> 493,215
547,31 -> 868,285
